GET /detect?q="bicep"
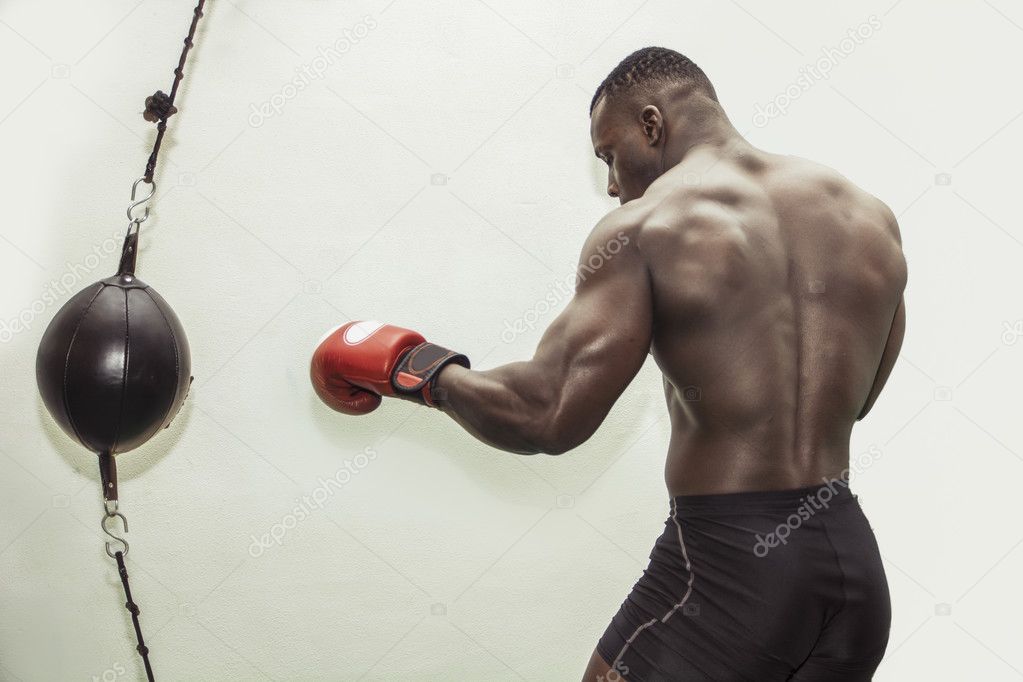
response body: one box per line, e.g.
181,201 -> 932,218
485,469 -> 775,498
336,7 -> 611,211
529,227 -> 653,447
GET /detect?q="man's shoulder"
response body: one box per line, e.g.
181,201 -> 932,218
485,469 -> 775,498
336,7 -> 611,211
772,155 -> 888,207
584,193 -> 731,268
772,155 -> 904,272
587,203 -> 649,245
761,155 -> 897,229
572,206 -> 653,282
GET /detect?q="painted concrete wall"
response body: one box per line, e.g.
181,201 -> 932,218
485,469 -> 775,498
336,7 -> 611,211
1,0 -> 1021,679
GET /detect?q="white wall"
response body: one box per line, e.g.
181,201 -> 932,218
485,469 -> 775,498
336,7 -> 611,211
2,1 -> 1021,680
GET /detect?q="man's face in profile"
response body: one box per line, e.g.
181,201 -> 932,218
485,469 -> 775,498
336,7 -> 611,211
590,95 -> 662,205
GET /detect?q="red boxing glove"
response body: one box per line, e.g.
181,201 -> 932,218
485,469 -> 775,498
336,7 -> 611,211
310,320 -> 470,415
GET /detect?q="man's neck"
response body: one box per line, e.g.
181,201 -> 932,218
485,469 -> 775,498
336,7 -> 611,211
662,96 -> 749,166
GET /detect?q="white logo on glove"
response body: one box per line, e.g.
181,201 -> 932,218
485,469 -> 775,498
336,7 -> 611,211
343,320 -> 384,345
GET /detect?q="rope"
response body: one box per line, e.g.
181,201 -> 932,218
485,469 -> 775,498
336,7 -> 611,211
105,9 -> 209,678
115,551 -> 155,682
142,0 -> 207,184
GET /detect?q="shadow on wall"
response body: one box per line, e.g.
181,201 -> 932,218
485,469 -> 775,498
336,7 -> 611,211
35,383 -> 193,491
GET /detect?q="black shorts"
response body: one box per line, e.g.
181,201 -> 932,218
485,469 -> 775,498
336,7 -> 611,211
596,484 -> 890,681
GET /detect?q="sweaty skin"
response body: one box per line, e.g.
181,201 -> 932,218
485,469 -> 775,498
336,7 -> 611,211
433,86 -> 905,681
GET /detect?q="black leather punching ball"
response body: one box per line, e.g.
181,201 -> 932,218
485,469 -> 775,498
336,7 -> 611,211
36,229 -> 191,455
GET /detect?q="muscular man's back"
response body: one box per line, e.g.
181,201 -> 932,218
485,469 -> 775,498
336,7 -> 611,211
630,145 -> 907,495
312,46 -> 900,681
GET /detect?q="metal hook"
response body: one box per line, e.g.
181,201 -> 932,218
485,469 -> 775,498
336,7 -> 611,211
126,176 -> 156,225
102,511 -> 130,558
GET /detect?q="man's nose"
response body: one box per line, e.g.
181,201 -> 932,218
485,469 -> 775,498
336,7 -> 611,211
607,182 -> 619,198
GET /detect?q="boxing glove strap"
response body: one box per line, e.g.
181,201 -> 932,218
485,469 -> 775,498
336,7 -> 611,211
391,342 -> 470,407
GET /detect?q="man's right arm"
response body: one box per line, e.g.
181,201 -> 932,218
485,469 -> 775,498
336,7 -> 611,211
856,294 -> 906,421
857,202 -> 907,421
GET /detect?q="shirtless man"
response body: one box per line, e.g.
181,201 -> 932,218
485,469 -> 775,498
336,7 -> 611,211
311,47 -> 906,681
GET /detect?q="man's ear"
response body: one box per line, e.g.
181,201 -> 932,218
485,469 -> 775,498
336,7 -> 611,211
640,105 -> 662,145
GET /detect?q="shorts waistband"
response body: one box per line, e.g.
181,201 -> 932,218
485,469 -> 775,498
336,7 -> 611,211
671,482 -> 856,515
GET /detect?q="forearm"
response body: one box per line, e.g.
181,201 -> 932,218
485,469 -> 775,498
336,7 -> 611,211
433,362 -> 561,455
